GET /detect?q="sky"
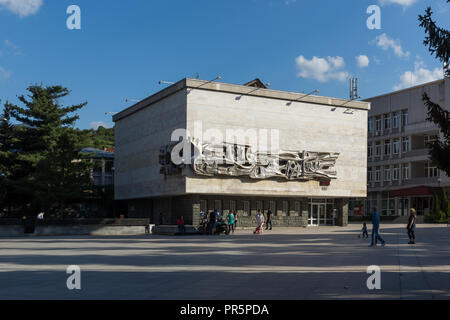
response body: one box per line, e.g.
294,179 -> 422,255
0,0 -> 449,129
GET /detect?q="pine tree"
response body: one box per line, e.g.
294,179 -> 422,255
419,1 -> 450,176
8,85 -> 90,215
441,187 -> 450,218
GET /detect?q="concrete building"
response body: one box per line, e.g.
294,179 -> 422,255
113,78 -> 370,227
365,78 -> 450,217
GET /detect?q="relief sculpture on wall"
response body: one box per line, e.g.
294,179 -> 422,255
160,140 -> 339,181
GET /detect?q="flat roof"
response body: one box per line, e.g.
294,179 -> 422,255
113,78 -> 371,122
364,79 -> 445,101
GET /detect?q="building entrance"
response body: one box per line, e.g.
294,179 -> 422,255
308,199 -> 335,226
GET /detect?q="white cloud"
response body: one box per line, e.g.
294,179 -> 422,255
4,40 -> 22,56
0,0 -> 43,18
90,121 -> 112,130
378,0 -> 417,8
295,55 -> 349,82
393,59 -> 444,91
372,33 -> 410,58
356,55 -> 370,68
0,66 -> 11,80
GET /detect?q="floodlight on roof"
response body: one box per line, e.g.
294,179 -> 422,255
286,89 -> 320,106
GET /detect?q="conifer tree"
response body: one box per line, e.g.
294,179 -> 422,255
419,1 -> 450,175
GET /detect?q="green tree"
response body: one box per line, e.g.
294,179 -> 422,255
0,102 -> 18,214
441,187 -> 450,217
77,126 -> 115,150
8,85 -> 91,215
419,1 -> 450,176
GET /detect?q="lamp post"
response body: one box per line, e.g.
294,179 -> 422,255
286,89 -> 320,106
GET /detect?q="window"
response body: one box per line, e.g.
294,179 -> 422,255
200,200 -> 207,213
375,167 -> 381,182
269,201 -> 276,214
402,164 -> 410,180
393,112 -> 399,128
393,139 -> 400,154
402,110 -> 409,126
256,201 -> 263,212
243,201 -> 250,216
375,116 -> 382,131
425,161 -> 439,178
294,201 -> 301,216
393,165 -> 400,181
282,201 -> 289,215
402,137 -> 410,153
375,141 -> 381,157
368,143 -> 373,158
214,200 -> 222,213
384,140 -> 391,156
384,166 -> 391,182
368,118 -> 374,133
424,135 -> 439,146
368,167 -> 373,183
229,200 -> 237,212
384,114 -> 391,130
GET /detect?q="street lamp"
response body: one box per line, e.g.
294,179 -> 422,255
286,89 -> 320,106
236,82 -> 271,100
105,112 -> 118,116
158,80 -> 175,85
125,98 -> 140,103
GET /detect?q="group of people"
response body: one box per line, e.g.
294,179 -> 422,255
254,209 -> 273,234
360,208 -> 417,246
199,210 -> 237,235
197,209 -> 274,235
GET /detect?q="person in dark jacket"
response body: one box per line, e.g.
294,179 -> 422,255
370,209 -> 386,247
265,210 -> 273,230
407,208 -> 417,244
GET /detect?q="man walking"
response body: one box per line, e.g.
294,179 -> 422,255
265,210 -> 273,230
407,208 -> 417,244
370,208 -> 386,247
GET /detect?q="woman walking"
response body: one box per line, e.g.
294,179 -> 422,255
407,208 -> 417,244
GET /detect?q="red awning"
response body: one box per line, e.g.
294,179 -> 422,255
389,186 -> 435,198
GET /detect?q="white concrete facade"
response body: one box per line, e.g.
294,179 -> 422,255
114,79 -> 370,201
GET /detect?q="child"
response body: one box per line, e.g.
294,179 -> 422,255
360,223 -> 369,239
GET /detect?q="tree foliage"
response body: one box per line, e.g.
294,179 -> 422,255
1,85 -> 94,216
419,0 -> 450,176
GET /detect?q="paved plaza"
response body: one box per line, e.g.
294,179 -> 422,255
0,224 -> 449,300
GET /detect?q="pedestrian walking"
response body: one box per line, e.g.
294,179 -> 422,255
369,209 -> 386,247
227,210 -> 235,234
407,208 -> 417,244
233,211 -> 238,229
177,216 -> 186,234
254,210 -> 265,234
265,210 -> 273,230
209,211 -> 217,235
359,222 -> 369,239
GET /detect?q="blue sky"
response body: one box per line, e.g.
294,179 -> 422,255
0,0 -> 449,129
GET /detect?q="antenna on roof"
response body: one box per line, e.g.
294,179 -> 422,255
350,78 -> 361,100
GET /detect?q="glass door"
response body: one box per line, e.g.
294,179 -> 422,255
309,204 -> 319,226
319,204 -> 326,225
